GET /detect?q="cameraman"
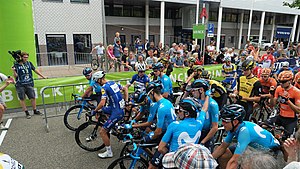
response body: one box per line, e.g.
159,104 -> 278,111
0,73 -> 14,130
12,52 -> 46,119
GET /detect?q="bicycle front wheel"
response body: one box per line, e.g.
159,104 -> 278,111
91,59 -> 99,71
75,122 -> 105,152
108,156 -> 148,169
64,105 -> 90,131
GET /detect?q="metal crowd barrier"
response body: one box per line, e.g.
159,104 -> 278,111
41,78 -> 130,132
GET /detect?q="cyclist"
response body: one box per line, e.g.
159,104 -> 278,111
212,104 -> 281,169
268,70 -> 300,137
201,70 -> 227,110
157,98 -> 206,156
152,63 -> 173,102
293,71 -> 300,89
91,71 -> 128,158
222,56 -> 237,89
230,59 -> 262,120
274,61 -> 293,81
124,63 -> 149,92
186,57 -> 196,77
158,56 -> 173,77
81,67 -> 102,105
143,81 -> 176,169
259,68 -> 277,98
186,65 -> 204,85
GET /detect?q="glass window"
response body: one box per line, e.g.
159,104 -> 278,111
46,34 -> 68,66
133,6 -> 144,17
113,4 -> 123,16
70,0 -> 89,3
225,13 -> 231,22
123,5 -> 131,17
231,14 -> 238,22
209,11 -> 218,21
73,34 -> 92,64
244,14 -> 249,23
35,34 -> 41,66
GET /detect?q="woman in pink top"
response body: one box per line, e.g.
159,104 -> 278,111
107,45 -> 117,72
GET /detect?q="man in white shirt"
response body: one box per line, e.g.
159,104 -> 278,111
90,42 -> 105,70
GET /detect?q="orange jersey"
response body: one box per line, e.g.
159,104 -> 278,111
294,72 -> 300,89
259,77 -> 277,94
275,86 -> 300,118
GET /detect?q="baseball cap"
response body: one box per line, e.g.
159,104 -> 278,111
162,143 -> 218,169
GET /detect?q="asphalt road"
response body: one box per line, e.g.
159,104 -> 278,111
0,110 -> 125,169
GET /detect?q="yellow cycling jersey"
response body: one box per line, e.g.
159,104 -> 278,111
209,80 -> 226,98
238,76 -> 259,101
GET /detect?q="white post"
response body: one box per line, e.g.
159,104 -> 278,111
297,17 -> 300,42
195,0 -> 200,45
238,11 -> 244,49
202,3 -> 206,63
258,11 -> 265,46
145,1 -> 149,41
160,1 -> 165,47
270,15 -> 276,43
247,9 -> 253,41
291,15 -> 298,43
216,6 -> 223,52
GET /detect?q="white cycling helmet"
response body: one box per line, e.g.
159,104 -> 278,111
137,63 -> 146,72
92,71 -> 105,81
281,61 -> 289,67
224,56 -> 231,62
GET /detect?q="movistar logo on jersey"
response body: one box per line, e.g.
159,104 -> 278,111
177,130 -> 201,146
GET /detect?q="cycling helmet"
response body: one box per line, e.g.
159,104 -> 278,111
200,70 -> 211,79
188,57 -> 196,63
92,71 -> 105,81
278,71 -> 294,81
83,67 -> 92,76
193,65 -> 204,72
224,56 -> 231,62
152,62 -> 164,70
191,79 -> 210,91
178,97 -> 201,118
137,63 -> 146,72
281,61 -> 289,67
241,59 -> 255,70
220,104 -> 245,123
158,57 -> 169,64
261,68 -> 271,75
146,80 -> 163,94
133,91 -> 147,104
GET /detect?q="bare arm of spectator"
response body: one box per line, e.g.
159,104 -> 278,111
34,69 -> 47,79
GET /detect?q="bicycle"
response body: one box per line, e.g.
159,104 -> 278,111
91,54 -> 99,71
173,79 -> 187,105
63,94 -> 96,131
108,133 -> 158,169
250,97 -> 279,124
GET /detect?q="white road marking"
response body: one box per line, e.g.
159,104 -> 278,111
0,118 -> 12,146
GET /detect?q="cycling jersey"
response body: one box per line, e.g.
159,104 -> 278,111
209,80 -> 226,98
260,54 -> 275,68
101,81 -> 125,114
161,118 -> 204,152
222,64 -> 236,77
89,80 -> 102,94
147,99 -> 159,123
197,97 -> 219,130
224,121 -> 280,155
294,72 -> 300,89
252,66 -> 263,78
259,77 -> 277,94
156,98 -> 176,132
157,74 -> 173,95
275,85 -> 300,118
129,74 -> 150,92
237,76 -> 261,101
139,96 -> 151,116
0,152 -> 24,169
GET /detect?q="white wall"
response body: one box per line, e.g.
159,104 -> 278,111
33,0 -> 103,45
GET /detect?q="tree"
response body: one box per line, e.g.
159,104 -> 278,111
283,0 -> 300,9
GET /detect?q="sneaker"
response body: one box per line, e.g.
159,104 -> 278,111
34,110 -> 43,115
98,151 -> 113,159
25,113 -> 31,119
86,135 -> 96,142
0,123 -> 8,130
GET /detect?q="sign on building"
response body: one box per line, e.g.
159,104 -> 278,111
207,23 -> 214,37
193,24 -> 206,39
276,27 -> 292,39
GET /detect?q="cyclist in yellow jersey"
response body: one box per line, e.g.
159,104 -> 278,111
200,70 -> 227,110
229,59 -> 262,120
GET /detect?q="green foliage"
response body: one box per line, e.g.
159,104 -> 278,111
283,0 -> 300,9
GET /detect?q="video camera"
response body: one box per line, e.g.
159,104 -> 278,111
8,50 -> 22,62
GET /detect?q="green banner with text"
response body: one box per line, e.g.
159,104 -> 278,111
193,24 -> 206,39
1,65 -> 224,109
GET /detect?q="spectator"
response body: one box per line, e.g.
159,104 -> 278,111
244,40 -> 251,50
168,43 -> 176,56
145,49 -> 158,69
148,42 -> 158,57
0,73 -> 14,130
121,47 -> 129,71
90,42 -> 105,71
259,48 -> 275,69
135,40 -> 144,56
107,45 -> 117,72
12,52 -> 46,119
157,42 -> 164,59
171,51 -> 185,68
144,39 -> 149,55
283,128 -> 300,164
135,54 -> 148,70
126,51 -> 137,71
113,32 -> 121,45
113,40 -> 123,72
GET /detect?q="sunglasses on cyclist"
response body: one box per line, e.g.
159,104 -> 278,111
279,80 -> 289,84
221,118 -> 232,123
261,75 -> 269,78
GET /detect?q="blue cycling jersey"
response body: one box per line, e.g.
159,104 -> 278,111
162,118 -> 204,152
224,121 -> 280,155
197,97 -> 219,130
101,81 -> 125,114
156,98 -> 176,132
157,74 -> 173,95
139,96 -> 151,115
129,74 -> 150,91
89,80 -> 102,94
222,64 -> 236,77
147,100 -> 159,123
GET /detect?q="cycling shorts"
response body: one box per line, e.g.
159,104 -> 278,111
103,111 -> 124,131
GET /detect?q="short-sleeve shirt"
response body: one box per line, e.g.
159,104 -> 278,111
294,72 -> 300,89
222,64 -> 236,77
101,81 -> 124,113
224,121 -> 280,155
171,56 -> 184,66
260,54 -> 275,68
95,45 -> 105,55
274,85 -> 300,118
237,76 -> 261,101
136,44 -> 144,54
89,80 -> 102,94
13,61 -> 35,86
157,74 -> 173,95
259,77 -> 277,94
161,118 -> 204,152
129,74 -> 150,92
113,44 -> 122,58
145,57 -> 158,66
156,98 -> 176,132
197,97 -> 219,130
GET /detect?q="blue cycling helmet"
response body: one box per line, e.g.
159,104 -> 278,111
178,97 -> 201,118
83,67 -> 92,76
220,104 -> 245,123
146,80 -> 163,94
191,79 -> 210,91
152,62 -> 164,70
133,91 -> 148,104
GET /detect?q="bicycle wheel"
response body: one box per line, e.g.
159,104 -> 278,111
64,105 -> 90,131
108,156 -> 148,169
75,122 -> 105,152
119,142 -> 135,157
91,59 -> 99,71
